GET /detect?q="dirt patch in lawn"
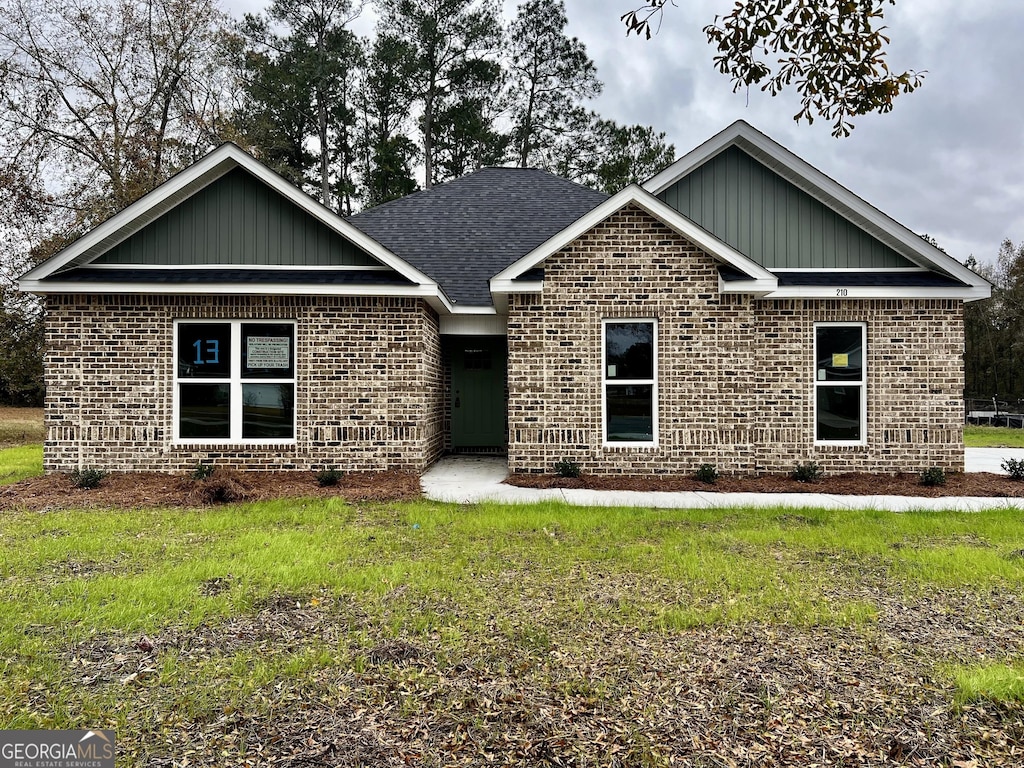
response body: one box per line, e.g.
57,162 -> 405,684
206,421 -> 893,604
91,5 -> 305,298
509,470 -> 1024,497
54,587 -> 1024,767
0,469 -> 420,511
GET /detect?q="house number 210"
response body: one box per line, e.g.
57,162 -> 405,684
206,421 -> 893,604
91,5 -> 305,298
836,288 -> 849,297
192,339 -> 220,365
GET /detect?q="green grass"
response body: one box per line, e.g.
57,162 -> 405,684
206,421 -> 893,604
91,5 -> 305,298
0,406 -> 44,446
0,444 -> 43,484
964,424 -> 1024,448
949,661 -> 1024,703
1,499 -> 1022,755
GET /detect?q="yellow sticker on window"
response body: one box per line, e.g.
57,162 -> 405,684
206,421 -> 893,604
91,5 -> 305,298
832,353 -> 849,368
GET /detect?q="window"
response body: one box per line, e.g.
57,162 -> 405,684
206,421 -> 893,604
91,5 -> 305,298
603,320 -> 656,445
814,323 -> 866,443
175,321 -> 296,441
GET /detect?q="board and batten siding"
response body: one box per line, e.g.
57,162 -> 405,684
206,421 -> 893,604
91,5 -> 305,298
657,146 -> 916,270
94,167 -> 380,268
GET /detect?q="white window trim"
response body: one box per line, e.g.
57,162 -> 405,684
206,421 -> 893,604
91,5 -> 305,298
173,319 -> 297,444
601,318 -> 658,448
813,321 -> 867,446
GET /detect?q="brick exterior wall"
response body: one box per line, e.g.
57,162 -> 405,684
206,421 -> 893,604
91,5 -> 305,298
43,294 -> 444,473
507,206 -> 965,475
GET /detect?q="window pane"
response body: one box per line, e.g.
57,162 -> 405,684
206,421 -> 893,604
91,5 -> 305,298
242,384 -> 294,438
605,322 -> 654,380
179,384 -> 230,438
816,386 -> 862,441
816,326 -> 863,382
178,324 -> 231,378
606,384 -> 653,442
242,323 -> 295,379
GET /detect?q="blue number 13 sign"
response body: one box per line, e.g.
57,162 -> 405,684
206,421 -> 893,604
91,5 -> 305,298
192,339 -> 220,365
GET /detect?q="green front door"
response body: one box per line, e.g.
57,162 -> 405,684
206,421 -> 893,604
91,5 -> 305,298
450,337 -> 507,449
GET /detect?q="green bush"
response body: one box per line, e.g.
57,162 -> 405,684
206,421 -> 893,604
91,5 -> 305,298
70,467 -> 107,489
554,458 -> 582,478
792,462 -> 823,483
315,467 -> 343,487
191,462 -> 215,480
1002,457 -> 1024,481
920,467 -> 947,487
695,463 -> 719,484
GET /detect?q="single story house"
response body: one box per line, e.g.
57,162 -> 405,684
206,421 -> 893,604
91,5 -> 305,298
20,121 -> 990,475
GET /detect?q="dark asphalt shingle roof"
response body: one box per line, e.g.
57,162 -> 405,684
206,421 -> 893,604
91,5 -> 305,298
349,167 -> 608,306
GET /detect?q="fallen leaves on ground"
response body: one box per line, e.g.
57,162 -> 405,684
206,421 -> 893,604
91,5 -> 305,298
509,471 -> 1024,497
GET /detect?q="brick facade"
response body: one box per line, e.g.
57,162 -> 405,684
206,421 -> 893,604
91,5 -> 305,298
43,294 -> 444,473
507,206 -> 965,475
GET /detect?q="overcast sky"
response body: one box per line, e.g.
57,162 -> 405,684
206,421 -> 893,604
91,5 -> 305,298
223,0 -> 1024,266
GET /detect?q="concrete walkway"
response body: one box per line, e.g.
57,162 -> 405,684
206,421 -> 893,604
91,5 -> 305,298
421,451 -> 1024,511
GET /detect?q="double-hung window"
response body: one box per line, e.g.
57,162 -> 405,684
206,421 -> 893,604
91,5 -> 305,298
175,321 -> 296,441
603,320 -> 657,445
814,323 -> 866,443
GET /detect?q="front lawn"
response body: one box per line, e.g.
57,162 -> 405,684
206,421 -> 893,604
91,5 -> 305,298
965,424 -> 1024,448
0,499 -> 1021,766
0,445 -> 43,485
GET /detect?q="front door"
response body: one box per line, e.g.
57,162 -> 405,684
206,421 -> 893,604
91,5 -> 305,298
450,337 -> 507,449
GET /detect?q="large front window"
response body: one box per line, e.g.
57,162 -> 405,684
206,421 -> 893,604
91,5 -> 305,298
603,320 -> 656,445
175,321 -> 296,441
814,323 -> 866,443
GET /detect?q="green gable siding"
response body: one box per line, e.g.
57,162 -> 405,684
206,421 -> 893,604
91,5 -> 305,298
658,146 -> 915,270
95,168 -> 379,267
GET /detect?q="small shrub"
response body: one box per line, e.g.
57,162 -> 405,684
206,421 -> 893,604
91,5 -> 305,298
185,468 -> 252,505
792,461 -> 823,483
1002,457 -> 1024,481
70,467 -> 107,489
190,462 -> 215,480
695,463 -> 719,485
920,466 -> 947,487
554,458 -> 582,478
316,467 -> 342,487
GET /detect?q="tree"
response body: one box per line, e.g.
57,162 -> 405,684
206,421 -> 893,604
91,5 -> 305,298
544,113 -> 675,194
377,0 -> 503,188
620,0 -> 924,137
0,0 -> 232,222
234,0 -> 365,213
507,0 -> 601,168
357,33 -> 420,206
964,241 -> 1024,407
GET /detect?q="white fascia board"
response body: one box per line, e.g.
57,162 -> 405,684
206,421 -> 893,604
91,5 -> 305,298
490,184 -> 777,286
643,120 -> 990,293
489,279 -> 543,294
761,285 -> 991,302
21,143 -> 439,294
439,314 -> 508,336
83,263 -> 392,271
718,277 -> 778,296
17,278 -> 456,309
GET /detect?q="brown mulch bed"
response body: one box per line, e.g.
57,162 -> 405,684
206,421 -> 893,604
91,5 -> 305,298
0,469 -> 420,511
508,470 -> 1024,497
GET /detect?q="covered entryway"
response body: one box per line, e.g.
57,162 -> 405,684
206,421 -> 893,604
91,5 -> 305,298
446,336 -> 507,452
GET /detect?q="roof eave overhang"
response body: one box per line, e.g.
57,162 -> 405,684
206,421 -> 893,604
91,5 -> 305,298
759,285 -> 991,302
490,185 -> 777,294
20,143 -> 439,292
18,279 -> 457,313
643,120 -> 992,296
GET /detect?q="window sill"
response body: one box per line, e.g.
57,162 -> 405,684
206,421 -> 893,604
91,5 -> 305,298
171,440 -> 298,448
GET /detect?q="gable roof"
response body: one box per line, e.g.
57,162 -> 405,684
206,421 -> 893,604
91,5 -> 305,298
349,167 -> 608,306
20,143 -> 445,303
490,184 -> 778,296
644,120 -> 990,299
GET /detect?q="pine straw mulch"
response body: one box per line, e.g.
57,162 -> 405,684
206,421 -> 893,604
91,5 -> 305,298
508,471 -> 1024,497
45,580 -> 1024,767
0,468 -> 420,511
